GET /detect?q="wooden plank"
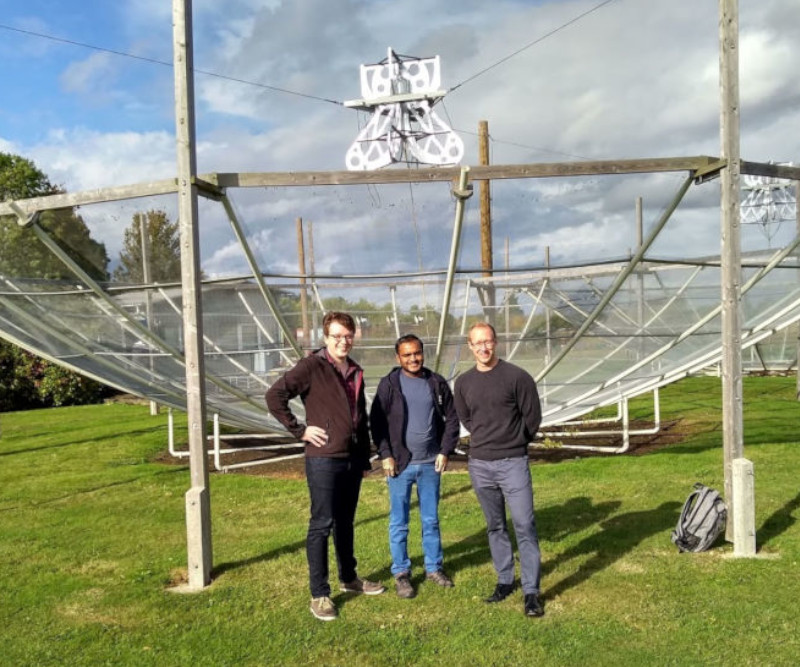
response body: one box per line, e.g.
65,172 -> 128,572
9,155 -> 798,217
0,179 -> 178,216
740,161 -> 800,180
211,156 -> 719,188
719,0 -> 744,543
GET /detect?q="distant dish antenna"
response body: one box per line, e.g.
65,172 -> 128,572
741,163 -> 797,245
344,48 -> 464,171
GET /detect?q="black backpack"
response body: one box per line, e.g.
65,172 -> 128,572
671,483 -> 728,552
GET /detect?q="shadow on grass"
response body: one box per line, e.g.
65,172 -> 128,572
211,488 -> 678,602
396,496 -> 624,586
212,481 -> 476,580
0,465 -> 186,512
757,491 -> 800,547
542,500 -> 682,600
0,425 -> 168,457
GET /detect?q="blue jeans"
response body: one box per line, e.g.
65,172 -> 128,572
387,462 -> 443,576
305,457 -> 362,598
469,456 -> 541,595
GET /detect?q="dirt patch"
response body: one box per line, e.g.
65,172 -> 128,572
153,418 -> 687,479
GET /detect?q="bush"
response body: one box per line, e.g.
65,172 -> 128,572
0,341 -> 109,411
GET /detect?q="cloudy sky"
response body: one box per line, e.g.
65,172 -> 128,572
1,0 -> 799,282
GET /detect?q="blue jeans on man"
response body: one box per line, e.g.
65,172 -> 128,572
388,462 -> 443,576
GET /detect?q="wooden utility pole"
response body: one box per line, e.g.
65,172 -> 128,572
173,0 -> 212,588
544,246 -> 552,367
307,221 -> 319,348
479,120 -> 495,323
796,181 -> 800,400
296,217 -> 310,348
719,0 -> 752,551
504,237 -> 511,357
636,197 -> 645,362
139,213 -> 159,416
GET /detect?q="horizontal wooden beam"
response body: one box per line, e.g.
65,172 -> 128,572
0,179 -> 178,216
211,156 -> 719,188
740,161 -> 800,180
7,155 -> 796,216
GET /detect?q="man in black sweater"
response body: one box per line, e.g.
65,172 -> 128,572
453,321 -> 545,618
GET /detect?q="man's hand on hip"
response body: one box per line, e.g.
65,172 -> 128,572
302,425 -> 328,448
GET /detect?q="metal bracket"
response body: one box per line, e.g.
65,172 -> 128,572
452,183 -> 474,200
191,176 -> 225,201
693,159 -> 726,185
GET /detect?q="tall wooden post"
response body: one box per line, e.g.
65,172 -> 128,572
504,237 -> 511,357
307,221 -> 319,347
545,246 -> 552,368
719,0 -> 748,548
139,213 -> 159,416
479,120 -> 495,323
296,217 -> 310,349
636,197 -> 645,362
173,0 -> 212,588
796,181 -> 800,400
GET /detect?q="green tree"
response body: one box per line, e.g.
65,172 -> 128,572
0,152 -> 109,281
113,210 -> 182,283
0,151 -> 110,411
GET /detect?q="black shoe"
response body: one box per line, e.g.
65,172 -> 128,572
524,593 -> 544,617
484,582 -> 515,603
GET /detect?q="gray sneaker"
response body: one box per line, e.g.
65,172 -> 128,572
340,577 -> 386,595
310,596 -> 337,621
394,573 -> 416,599
425,569 -> 454,587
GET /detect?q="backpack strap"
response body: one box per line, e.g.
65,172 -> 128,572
672,487 -> 701,541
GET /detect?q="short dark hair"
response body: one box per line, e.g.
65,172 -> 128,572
323,311 -> 356,336
395,333 -> 424,354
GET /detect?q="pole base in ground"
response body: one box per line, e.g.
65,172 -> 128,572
732,457 -> 756,557
185,485 -> 213,589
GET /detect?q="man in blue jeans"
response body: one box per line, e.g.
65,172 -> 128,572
266,311 -> 385,621
370,334 -> 460,598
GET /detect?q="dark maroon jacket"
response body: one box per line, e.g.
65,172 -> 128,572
265,348 -> 371,469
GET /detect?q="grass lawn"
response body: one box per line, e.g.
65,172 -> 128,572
1,375 -> 799,666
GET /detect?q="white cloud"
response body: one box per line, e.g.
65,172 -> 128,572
30,128 -> 175,192
60,52 -> 116,95
3,0 -> 799,282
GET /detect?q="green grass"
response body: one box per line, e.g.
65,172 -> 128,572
2,376 -> 800,666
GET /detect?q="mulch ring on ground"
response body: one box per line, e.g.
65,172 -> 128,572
152,418 -> 687,479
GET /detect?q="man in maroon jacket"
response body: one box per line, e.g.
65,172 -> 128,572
266,311 -> 385,621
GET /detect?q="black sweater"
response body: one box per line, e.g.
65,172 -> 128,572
453,359 -> 541,460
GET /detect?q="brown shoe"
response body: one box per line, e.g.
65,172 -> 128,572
310,596 -> 337,621
425,569 -> 454,587
395,573 -> 416,599
340,577 -> 386,595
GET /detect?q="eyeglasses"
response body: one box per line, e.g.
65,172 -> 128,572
327,334 -> 354,344
469,339 -> 496,349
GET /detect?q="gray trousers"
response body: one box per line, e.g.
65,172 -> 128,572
469,456 -> 542,595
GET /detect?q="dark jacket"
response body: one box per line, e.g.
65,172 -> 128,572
369,366 -> 460,474
265,348 -> 371,469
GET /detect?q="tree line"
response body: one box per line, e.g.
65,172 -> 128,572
0,151 -> 181,411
